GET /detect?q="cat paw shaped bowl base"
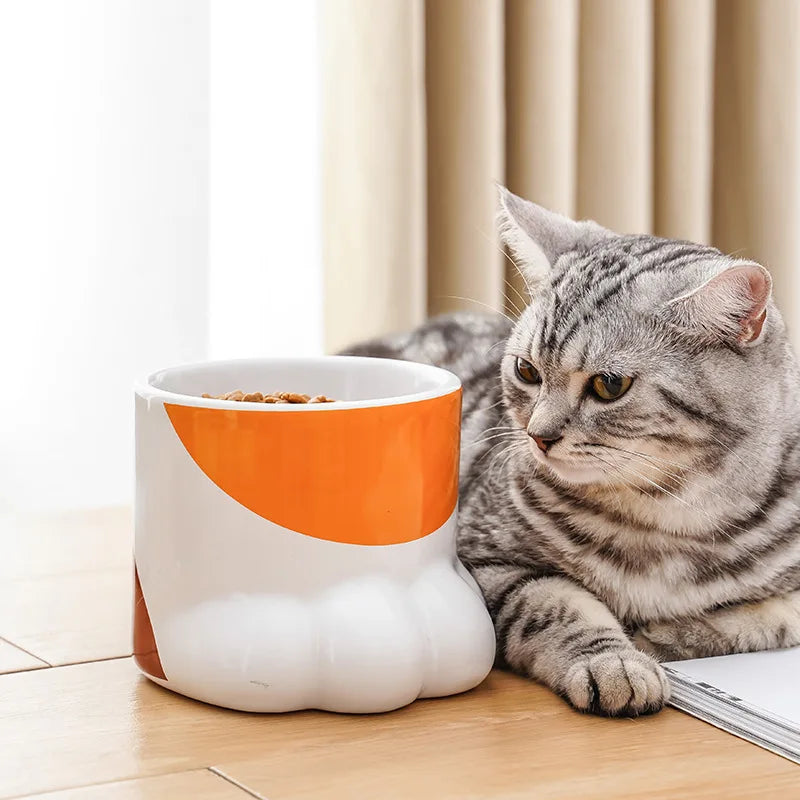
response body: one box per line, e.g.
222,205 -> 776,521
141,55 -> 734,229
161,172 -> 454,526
134,357 -> 496,713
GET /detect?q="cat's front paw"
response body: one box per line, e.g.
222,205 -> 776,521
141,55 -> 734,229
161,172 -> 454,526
563,649 -> 669,717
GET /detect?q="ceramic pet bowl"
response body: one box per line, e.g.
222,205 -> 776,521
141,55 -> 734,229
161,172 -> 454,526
133,356 -> 496,712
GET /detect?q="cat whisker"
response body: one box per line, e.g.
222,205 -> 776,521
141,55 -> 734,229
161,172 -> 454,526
701,429 -> 762,482
585,454 -> 665,520
503,277 -> 529,316
440,295 -> 516,326
592,447 -> 695,489
473,223 -> 538,341
584,443 -> 721,505
484,339 -> 508,358
613,452 -> 741,512
591,444 -> 769,539
588,452 -> 744,546
479,437 -> 521,468
466,430 -> 522,448
500,282 -> 524,319
583,461 -> 628,516
473,224 -> 535,304
496,440 -> 527,476
468,424 -> 518,440
587,453 -> 730,547
486,438 -> 528,477
471,397 -> 506,413
475,443 -> 514,478
585,443 -> 705,476
482,443 -> 514,475
611,453 -> 772,559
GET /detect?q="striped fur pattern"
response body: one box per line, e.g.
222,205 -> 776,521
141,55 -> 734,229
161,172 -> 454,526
343,189 -> 800,716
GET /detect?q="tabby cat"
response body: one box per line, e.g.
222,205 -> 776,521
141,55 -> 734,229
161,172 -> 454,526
344,188 -> 800,716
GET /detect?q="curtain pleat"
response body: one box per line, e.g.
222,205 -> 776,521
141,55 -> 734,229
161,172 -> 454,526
425,0 -> 504,318
322,0 -> 800,351
321,0 -> 426,353
505,0 -> 579,307
713,0 -> 800,329
654,0 -> 715,243
577,0 -> 653,234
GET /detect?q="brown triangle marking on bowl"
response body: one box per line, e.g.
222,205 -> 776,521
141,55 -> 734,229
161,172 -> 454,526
133,564 -> 166,680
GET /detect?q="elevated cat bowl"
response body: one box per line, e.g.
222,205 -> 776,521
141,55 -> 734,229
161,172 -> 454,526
134,356 -> 495,712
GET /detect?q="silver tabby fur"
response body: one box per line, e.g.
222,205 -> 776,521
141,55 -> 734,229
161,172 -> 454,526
343,189 -> 800,716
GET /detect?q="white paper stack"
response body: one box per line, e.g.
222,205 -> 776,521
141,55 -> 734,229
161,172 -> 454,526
664,647 -> 800,764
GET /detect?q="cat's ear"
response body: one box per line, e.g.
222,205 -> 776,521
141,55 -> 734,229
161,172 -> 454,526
667,261 -> 772,346
497,186 -> 608,286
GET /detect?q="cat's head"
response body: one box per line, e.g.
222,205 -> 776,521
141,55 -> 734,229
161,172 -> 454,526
497,187 -> 782,489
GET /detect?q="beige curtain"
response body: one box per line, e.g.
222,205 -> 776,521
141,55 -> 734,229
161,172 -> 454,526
322,0 -> 800,352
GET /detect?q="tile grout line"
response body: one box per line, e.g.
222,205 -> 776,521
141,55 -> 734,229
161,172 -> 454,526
0,635 -> 51,667
209,767 -> 270,800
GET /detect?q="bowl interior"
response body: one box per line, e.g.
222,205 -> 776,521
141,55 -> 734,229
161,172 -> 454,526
147,356 -> 459,405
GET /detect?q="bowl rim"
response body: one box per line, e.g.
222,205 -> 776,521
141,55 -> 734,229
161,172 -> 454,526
134,355 -> 462,411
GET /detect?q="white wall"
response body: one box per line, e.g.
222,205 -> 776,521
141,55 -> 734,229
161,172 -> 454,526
0,1 -> 325,513
208,0 -> 323,359
0,1 -> 209,511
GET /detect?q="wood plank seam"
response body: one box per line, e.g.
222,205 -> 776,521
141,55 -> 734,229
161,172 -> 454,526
0,654 -> 134,676
208,768 -> 269,800
49,654 -> 131,670
5,768 -> 257,800
0,636 -> 50,668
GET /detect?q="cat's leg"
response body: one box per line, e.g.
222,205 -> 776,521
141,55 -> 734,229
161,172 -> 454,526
634,591 -> 800,661
471,563 -> 670,716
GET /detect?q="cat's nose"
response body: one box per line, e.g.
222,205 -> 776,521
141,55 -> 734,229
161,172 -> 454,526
530,433 -> 562,453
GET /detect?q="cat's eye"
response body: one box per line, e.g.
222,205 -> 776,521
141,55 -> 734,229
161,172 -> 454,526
590,374 -> 633,401
514,357 -> 541,384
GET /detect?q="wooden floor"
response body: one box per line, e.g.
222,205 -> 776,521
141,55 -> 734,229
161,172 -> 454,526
1,509 -> 797,799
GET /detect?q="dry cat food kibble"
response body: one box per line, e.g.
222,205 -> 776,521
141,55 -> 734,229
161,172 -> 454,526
201,391 -> 336,404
